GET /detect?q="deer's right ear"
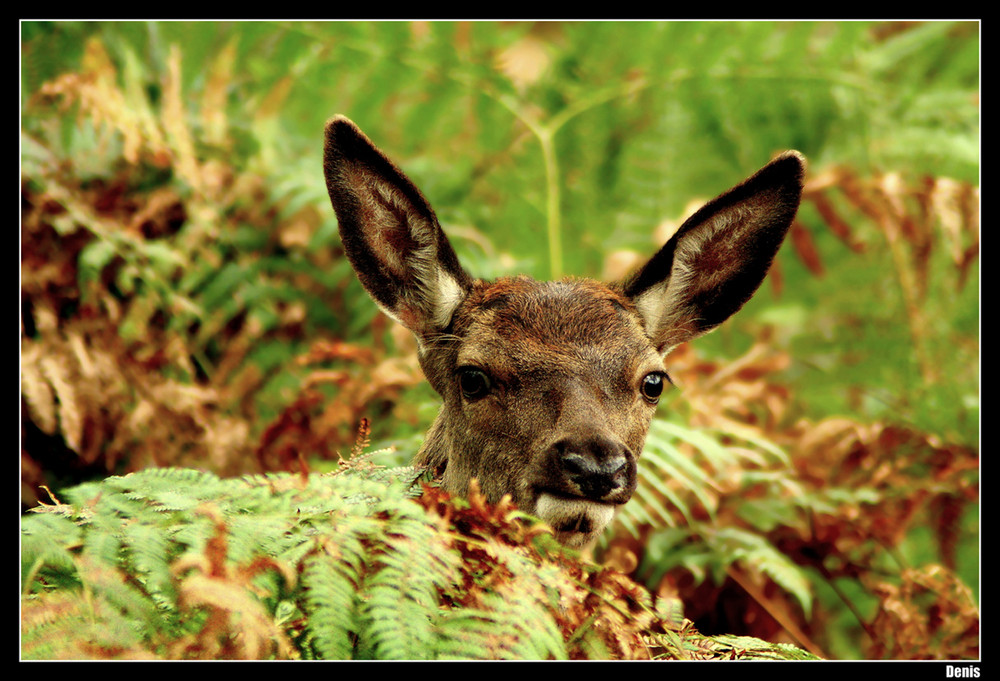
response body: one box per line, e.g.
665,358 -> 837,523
323,115 -> 473,338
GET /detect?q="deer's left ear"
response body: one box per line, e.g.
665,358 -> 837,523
323,116 -> 473,338
617,151 -> 805,355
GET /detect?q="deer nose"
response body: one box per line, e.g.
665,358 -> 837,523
555,436 -> 633,501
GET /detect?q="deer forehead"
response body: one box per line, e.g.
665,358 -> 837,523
452,277 -> 661,378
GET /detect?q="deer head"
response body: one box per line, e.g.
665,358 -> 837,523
323,116 -> 804,549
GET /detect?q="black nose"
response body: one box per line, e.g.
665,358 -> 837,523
553,436 -> 634,501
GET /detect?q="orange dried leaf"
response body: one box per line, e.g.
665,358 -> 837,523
789,220 -> 824,276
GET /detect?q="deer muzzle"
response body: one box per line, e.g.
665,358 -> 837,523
531,433 -> 638,548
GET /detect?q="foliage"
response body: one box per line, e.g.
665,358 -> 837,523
21,20 -> 978,660
20,33 -> 425,505
612,341 -> 978,660
20,450 -> 819,660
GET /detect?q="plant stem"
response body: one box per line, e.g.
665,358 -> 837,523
537,128 -> 563,279
495,79 -> 647,280
726,565 -> 827,659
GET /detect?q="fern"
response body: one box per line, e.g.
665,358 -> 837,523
21,464 -> 818,660
352,509 -> 460,660
706,527 -> 814,620
624,412 -> 815,621
301,550 -> 360,659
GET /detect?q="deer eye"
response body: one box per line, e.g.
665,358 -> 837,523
640,372 -> 667,404
458,367 -> 492,401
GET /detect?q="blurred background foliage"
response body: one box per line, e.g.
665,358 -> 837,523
21,20 -> 978,660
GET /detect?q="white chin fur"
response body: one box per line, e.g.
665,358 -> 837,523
535,493 -> 615,549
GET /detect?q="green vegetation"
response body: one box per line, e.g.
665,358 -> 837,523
21,21 -> 978,660
21,455 -> 826,660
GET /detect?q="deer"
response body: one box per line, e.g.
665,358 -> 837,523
323,115 -> 804,550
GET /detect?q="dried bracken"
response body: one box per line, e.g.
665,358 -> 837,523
618,332 -> 977,659
22,38 -> 421,503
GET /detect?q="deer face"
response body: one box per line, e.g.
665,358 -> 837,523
419,277 -> 664,547
323,115 -> 804,549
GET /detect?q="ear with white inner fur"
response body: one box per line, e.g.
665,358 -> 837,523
323,115 -> 473,339
618,151 -> 805,355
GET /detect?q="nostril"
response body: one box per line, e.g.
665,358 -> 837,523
554,437 -> 633,501
562,452 -> 588,476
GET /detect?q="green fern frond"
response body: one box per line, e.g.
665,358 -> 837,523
122,521 -> 177,611
301,550 -> 362,659
353,512 -> 460,659
705,527 -> 814,619
21,465 -> 818,660
624,416 -> 791,538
